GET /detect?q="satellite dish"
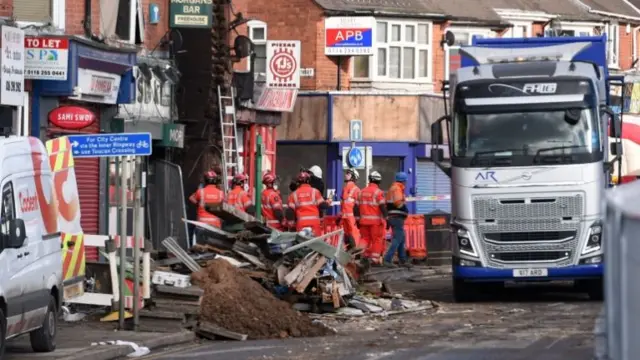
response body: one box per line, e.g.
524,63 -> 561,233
444,31 -> 456,47
234,35 -> 254,59
170,29 -> 184,53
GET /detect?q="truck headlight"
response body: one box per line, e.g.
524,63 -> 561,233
582,221 -> 602,255
457,228 -> 478,257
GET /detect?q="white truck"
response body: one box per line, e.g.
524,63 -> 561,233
0,135 -> 83,357
430,35 -> 623,302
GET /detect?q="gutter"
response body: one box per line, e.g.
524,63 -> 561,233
588,9 -> 640,23
323,9 -> 448,20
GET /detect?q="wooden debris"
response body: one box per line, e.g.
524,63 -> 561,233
284,253 -> 318,286
276,264 -> 290,285
156,284 -> 204,298
294,256 -> 327,293
234,250 -> 267,270
197,321 -> 248,341
139,309 -> 186,321
331,280 -> 341,309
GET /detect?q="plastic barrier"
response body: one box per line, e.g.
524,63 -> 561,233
320,215 -> 427,259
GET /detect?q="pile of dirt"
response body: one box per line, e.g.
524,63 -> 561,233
191,259 -> 332,339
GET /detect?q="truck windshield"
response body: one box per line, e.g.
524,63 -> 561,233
452,107 -> 602,166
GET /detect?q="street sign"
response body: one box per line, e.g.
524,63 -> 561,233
266,40 -> 301,89
68,133 -> 153,158
350,119 -> 362,141
342,146 -> 372,170
324,17 -> 375,56
149,3 -> 160,24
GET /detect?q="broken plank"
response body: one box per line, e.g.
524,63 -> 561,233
156,285 -> 204,298
331,280 -> 341,309
139,309 -> 186,321
206,203 -> 256,224
284,253 -> 318,286
197,321 -> 248,341
277,265 -> 290,286
233,250 -> 267,270
294,256 -> 327,293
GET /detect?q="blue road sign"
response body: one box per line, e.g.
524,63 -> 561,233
349,119 -> 362,141
68,133 -> 153,158
149,3 -> 160,24
347,147 -> 364,168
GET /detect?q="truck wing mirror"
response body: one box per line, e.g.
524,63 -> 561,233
431,148 -> 444,162
610,141 -> 623,156
4,219 -> 26,249
431,115 -> 451,145
602,107 -> 622,138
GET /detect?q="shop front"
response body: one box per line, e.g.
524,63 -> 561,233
30,36 -> 136,261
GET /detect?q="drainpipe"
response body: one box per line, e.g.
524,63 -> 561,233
634,26 -> 640,69
83,0 -> 92,38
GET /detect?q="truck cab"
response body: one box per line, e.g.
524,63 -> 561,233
0,136 -> 66,357
431,36 -> 623,302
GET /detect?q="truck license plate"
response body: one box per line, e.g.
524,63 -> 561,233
513,268 -> 548,277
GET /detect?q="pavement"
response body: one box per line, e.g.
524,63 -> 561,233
5,319 -> 195,359
133,272 -> 601,360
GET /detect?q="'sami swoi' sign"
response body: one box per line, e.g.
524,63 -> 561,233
169,0 -> 213,28
324,17 -> 374,56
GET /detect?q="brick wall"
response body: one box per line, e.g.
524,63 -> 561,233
619,22 -> 634,70
0,0 -> 11,17
141,0 -> 169,51
432,21 -> 447,92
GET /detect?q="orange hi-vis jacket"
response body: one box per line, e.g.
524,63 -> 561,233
288,184 -> 324,229
190,185 -> 224,227
261,188 -> 283,228
340,181 -> 360,218
386,181 -> 408,217
227,185 -> 252,211
358,183 -> 385,225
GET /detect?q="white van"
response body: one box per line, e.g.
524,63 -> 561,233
0,136 -> 64,357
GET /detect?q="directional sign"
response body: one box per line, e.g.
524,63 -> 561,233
68,133 -> 153,158
347,147 -> 363,168
350,119 -> 363,141
342,146 -> 371,169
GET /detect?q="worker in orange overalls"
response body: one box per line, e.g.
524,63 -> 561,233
383,171 -> 410,268
288,171 -> 329,236
358,171 -> 388,264
261,171 -> 285,230
188,170 -> 224,230
338,168 -> 361,250
226,173 -> 255,215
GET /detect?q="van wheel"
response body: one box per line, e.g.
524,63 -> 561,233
30,296 -> 57,353
0,308 -> 6,358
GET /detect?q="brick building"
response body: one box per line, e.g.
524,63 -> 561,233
236,0 -> 640,215
5,0 -> 182,256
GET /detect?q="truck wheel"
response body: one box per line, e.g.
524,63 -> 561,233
453,278 -> 476,302
0,308 -> 6,358
30,295 -> 57,353
585,279 -> 604,301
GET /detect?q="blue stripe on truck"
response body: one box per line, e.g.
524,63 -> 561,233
454,263 -> 603,281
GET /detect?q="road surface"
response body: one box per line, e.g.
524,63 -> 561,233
137,274 -> 600,360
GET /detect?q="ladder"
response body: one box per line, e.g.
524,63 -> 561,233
217,85 -> 240,193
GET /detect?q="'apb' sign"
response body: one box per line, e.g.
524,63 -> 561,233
170,0 -> 213,28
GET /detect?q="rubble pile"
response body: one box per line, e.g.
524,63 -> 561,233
145,203 -> 431,340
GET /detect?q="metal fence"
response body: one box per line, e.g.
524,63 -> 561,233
147,160 -> 189,250
601,181 -> 640,360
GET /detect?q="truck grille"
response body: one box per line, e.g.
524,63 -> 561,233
484,231 -> 576,242
491,251 -> 570,263
472,194 -> 584,268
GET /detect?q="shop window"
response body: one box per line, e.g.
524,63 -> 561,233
276,144 -> 328,200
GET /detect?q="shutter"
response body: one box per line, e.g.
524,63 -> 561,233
14,0 -> 51,22
415,159 -> 451,214
49,103 -> 101,262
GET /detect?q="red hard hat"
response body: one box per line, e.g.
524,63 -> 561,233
296,171 -> 310,183
233,173 -> 248,183
262,171 -> 276,184
204,171 -> 218,181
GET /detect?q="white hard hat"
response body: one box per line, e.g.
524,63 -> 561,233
309,165 -> 322,179
346,168 -> 360,180
369,171 -> 382,181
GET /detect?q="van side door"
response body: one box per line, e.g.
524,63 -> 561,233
1,181 -> 28,337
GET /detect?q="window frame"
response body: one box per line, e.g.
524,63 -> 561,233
247,20 -> 268,79
351,19 -> 433,83
0,182 -> 15,240
542,22 -> 598,38
15,0 -> 66,30
503,21 -> 532,38
606,22 -> 620,68
444,27 -> 494,80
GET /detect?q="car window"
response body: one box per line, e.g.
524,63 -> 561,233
1,182 -> 15,238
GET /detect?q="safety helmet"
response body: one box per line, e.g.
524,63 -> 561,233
233,173 -> 248,185
369,171 -> 382,182
345,168 -> 360,181
204,170 -> 219,184
297,171 -> 311,183
262,171 -> 276,185
395,171 -> 408,182
308,165 -> 322,179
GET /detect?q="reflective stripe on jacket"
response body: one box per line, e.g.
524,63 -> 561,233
341,182 -> 360,218
358,183 -> 385,225
227,185 -> 252,211
288,184 -> 324,227
192,185 -> 224,227
261,188 -> 283,225
386,181 -> 408,217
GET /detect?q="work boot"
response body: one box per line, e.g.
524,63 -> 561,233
382,261 -> 397,268
399,261 -> 413,268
